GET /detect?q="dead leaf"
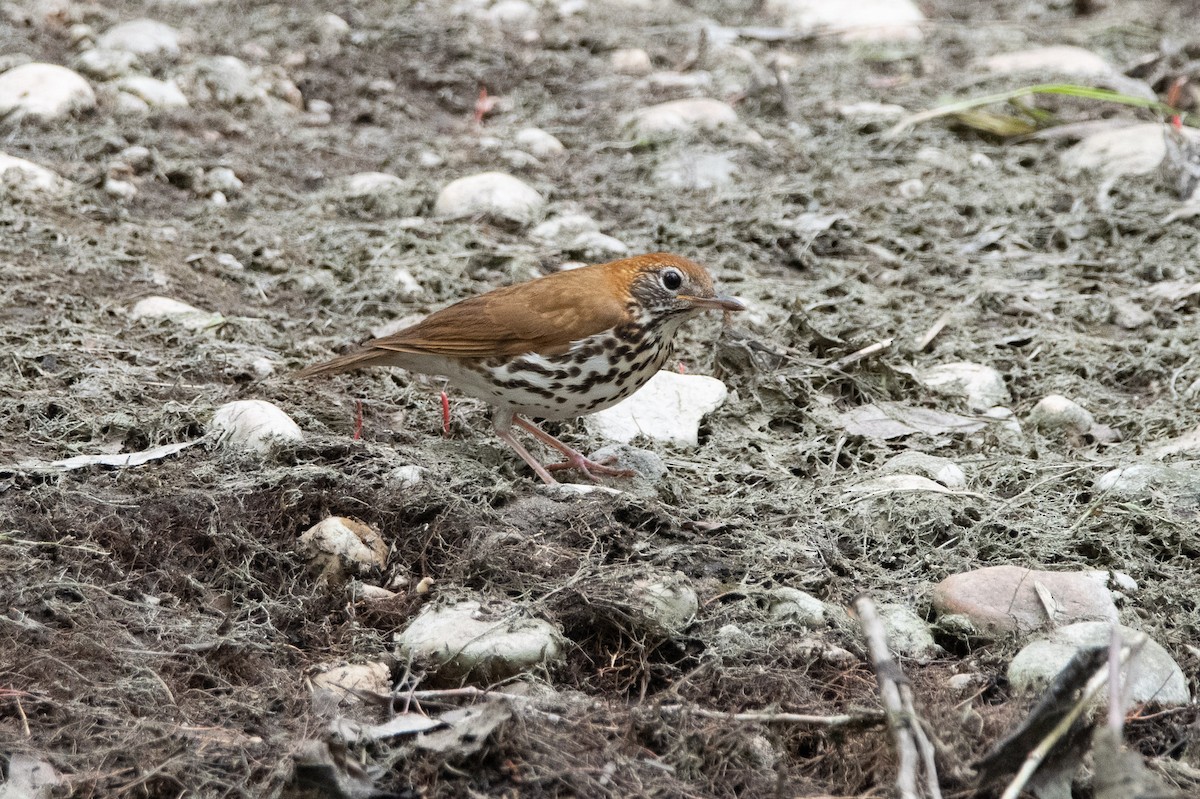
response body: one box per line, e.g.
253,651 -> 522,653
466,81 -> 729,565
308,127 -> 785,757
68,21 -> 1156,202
837,402 -> 988,440
415,702 -> 512,755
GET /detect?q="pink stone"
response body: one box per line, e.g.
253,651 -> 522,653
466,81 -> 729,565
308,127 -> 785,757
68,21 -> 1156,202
932,565 -> 1116,635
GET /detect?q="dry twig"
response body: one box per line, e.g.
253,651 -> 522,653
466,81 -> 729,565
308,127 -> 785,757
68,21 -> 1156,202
853,595 -> 943,799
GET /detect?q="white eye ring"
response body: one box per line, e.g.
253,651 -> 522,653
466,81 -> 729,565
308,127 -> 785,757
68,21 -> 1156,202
660,268 -> 683,291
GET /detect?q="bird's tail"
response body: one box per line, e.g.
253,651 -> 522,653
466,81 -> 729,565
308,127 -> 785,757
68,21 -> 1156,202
296,348 -> 389,379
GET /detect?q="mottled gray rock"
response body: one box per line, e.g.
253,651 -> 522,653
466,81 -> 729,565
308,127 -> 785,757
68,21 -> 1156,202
396,600 -> 565,681
1008,622 -> 1190,705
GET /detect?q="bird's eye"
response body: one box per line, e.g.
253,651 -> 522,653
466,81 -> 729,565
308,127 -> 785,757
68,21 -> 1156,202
660,268 -> 683,291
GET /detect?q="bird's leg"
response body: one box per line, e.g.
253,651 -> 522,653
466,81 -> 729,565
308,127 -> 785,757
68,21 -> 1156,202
492,410 -> 558,485
513,416 -> 635,481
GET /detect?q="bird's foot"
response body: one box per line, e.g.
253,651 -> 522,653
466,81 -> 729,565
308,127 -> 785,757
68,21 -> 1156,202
544,452 -> 636,482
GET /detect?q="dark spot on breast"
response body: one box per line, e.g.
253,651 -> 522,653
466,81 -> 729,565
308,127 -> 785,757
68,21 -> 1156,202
568,365 -> 582,377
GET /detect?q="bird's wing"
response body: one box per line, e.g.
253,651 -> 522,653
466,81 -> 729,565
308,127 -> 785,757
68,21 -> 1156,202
369,264 -> 629,359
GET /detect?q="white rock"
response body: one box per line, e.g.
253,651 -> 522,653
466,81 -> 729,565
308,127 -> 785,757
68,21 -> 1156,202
96,19 -> 181,58
637,71 -> 713,91
765,0 -> 924,42
633,575 -> 699,632
611,48 -> 652,75
117,75 -> 188,109
74,48 -> 139,80
209,399 -> 303,453
104,177 -> 137,200
567,230 -> 629,260
345,171 -> 403,196
250,357 -> 275,377
897,178 -> 925,199
210,191 -> 228,206
625,98 -> 738,138
130,296 -> 222,329
587,371 -> 728,447
392,268 -> 423,297
920,361 -> 1011,410
313,12 -> 350,42
484,0 -> 538,27
653,151 -> 736,191
1094,462 -> 1200,496
530,212 -> 600,242
119,145 -> 153,172
0,153 -> 72,195
767,587 -> 826,626
982,46 -> 1112,78
177,55 -> 266,105
880,452 -> 966,489
434,171 -> 545,225
1028,394 -> 1094,435
1008,622 -> 1190,705
205,167 -> 243,196
396,600 -> 565,680
515,127 -> 564,158
299,516 -> 388,578
1061,122 -> 1200,179
387,464 -> 425,488
879,604 -> 939,658
114,92 -> 151,115
0,63 -> 95,121
312,662 -> 390,702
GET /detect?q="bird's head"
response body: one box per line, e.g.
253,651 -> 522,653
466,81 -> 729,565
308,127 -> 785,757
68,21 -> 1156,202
621,254 -> 745,322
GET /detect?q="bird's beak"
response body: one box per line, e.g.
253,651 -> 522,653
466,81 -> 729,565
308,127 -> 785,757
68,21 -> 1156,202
681,294 -> 746,313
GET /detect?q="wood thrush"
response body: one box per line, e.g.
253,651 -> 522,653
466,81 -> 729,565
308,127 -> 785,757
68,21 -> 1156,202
298,253 -> 744,484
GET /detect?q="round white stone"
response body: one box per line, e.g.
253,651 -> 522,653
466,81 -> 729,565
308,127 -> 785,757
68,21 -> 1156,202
611,48 -> 652,75
345,171 -> 403,196
117,75 -> 188,109
299,516 -> 388,575
625,98 -> 738,138
514,127 -> 564,158
1028,394 -> 1094,435
396,600 -> 565,680
209,399 -> 303,453
0,63 -> 95,121
634,576 -> 699,632
74,48 -> 139,80
765,0 -> 924,42
96,19 -> 181,57
130,296 -> 221,328
434,171 -> 545,225
0,153 -> 73,194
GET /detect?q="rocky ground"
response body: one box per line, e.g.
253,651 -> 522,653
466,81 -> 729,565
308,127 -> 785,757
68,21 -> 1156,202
3,0 -> 1200,797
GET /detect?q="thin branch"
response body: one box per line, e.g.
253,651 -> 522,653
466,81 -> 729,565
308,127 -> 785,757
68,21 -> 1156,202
656,704 -> 885,729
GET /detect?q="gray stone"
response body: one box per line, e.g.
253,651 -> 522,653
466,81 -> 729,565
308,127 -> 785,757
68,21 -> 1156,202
767,587 -> 826,626
879,603 -> 939,658
1008,622 -> 1190,706
396,600 -> 565,681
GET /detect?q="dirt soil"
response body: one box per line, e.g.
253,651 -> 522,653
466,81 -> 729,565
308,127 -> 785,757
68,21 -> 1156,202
3,0 -> 1200,797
